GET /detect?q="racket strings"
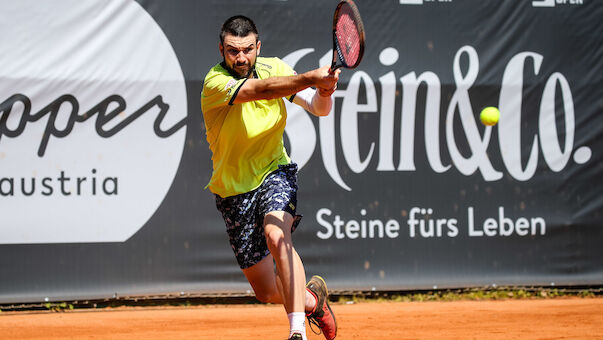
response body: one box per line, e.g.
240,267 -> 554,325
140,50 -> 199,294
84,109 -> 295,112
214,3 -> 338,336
335,8 -> 361,66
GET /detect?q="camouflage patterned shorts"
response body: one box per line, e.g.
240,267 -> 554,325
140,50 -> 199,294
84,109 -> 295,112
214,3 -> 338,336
215,163 -> 303,269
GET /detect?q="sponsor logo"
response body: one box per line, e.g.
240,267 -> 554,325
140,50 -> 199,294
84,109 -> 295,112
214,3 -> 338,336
400,0 -> 585,8
283,46 -> 591,191
224,79 -> 238,91
399,0 -> 452,5
533,0 -> 583,7
0,0 -> 187,244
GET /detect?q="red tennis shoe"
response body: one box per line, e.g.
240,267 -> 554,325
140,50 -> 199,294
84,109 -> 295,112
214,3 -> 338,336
306,275 -> 337,340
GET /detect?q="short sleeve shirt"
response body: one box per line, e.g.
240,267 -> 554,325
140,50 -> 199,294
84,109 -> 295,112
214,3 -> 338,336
201,57 -> 297,197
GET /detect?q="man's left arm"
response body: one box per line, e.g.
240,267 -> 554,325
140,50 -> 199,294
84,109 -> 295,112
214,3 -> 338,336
292,87 -> 334,117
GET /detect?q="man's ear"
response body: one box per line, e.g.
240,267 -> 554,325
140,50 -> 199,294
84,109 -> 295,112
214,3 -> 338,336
257,40 -> 261,55
219,42 -> 224,57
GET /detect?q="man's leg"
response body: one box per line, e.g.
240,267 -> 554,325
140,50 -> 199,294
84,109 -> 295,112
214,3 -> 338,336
243,163 -> 333,339
242,254 -> 283,304
243,252 -> 318,312
239,210 -> 336,340
263,210 -> 306,313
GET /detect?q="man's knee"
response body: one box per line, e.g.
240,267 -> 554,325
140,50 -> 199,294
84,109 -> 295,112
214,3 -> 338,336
264,212 -> 293,250
254,288 -> 279,303
265,227 -> 285,250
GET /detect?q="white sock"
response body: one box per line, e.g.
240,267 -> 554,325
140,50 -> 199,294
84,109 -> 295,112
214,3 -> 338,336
288,312 -> 307,340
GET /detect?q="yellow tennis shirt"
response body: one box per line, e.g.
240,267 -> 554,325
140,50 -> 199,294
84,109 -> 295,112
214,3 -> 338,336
201,57 -> 296,197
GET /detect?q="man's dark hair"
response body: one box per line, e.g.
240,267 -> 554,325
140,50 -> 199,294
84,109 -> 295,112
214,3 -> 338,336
220,15 -> 259,44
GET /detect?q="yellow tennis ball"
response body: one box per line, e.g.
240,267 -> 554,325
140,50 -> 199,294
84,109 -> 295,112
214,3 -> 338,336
480,106 -> 500,126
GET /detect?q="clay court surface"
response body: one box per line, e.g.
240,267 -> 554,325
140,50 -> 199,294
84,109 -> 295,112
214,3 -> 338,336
1,297 -> 602,339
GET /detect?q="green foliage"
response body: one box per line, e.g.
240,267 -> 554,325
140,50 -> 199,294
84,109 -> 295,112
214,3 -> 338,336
2,287 -> 598,312
335,287 -> 599,304
44,302 -> 74,312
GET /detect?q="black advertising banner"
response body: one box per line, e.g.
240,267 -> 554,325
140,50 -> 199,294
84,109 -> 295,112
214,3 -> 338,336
0,0 -> 601,303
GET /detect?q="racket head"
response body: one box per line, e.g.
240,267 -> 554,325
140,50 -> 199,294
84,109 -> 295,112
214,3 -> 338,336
331,0 -> 365,71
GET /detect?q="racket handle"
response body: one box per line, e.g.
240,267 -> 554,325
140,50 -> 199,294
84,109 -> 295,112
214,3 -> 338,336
329,63 -> 339,74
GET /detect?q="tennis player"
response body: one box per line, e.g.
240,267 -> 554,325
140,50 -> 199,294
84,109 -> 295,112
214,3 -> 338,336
201,15 -> 339,340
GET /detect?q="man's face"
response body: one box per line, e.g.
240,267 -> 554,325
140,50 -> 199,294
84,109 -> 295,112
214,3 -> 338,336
220,33 -> 260,78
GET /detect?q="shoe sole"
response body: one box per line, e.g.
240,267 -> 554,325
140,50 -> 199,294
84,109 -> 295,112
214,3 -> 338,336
311,275 -> 329,296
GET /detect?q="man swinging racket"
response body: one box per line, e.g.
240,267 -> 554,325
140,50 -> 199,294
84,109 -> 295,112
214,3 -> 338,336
201,15 -> 340,340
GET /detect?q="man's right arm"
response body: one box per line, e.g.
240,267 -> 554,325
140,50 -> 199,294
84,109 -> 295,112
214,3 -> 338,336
231,65 -> 339,104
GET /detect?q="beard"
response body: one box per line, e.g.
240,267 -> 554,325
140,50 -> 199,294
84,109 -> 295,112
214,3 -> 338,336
224,55 -> 256,79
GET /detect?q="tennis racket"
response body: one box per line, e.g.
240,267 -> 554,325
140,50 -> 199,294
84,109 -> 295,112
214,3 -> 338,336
330,0 -> 365,73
